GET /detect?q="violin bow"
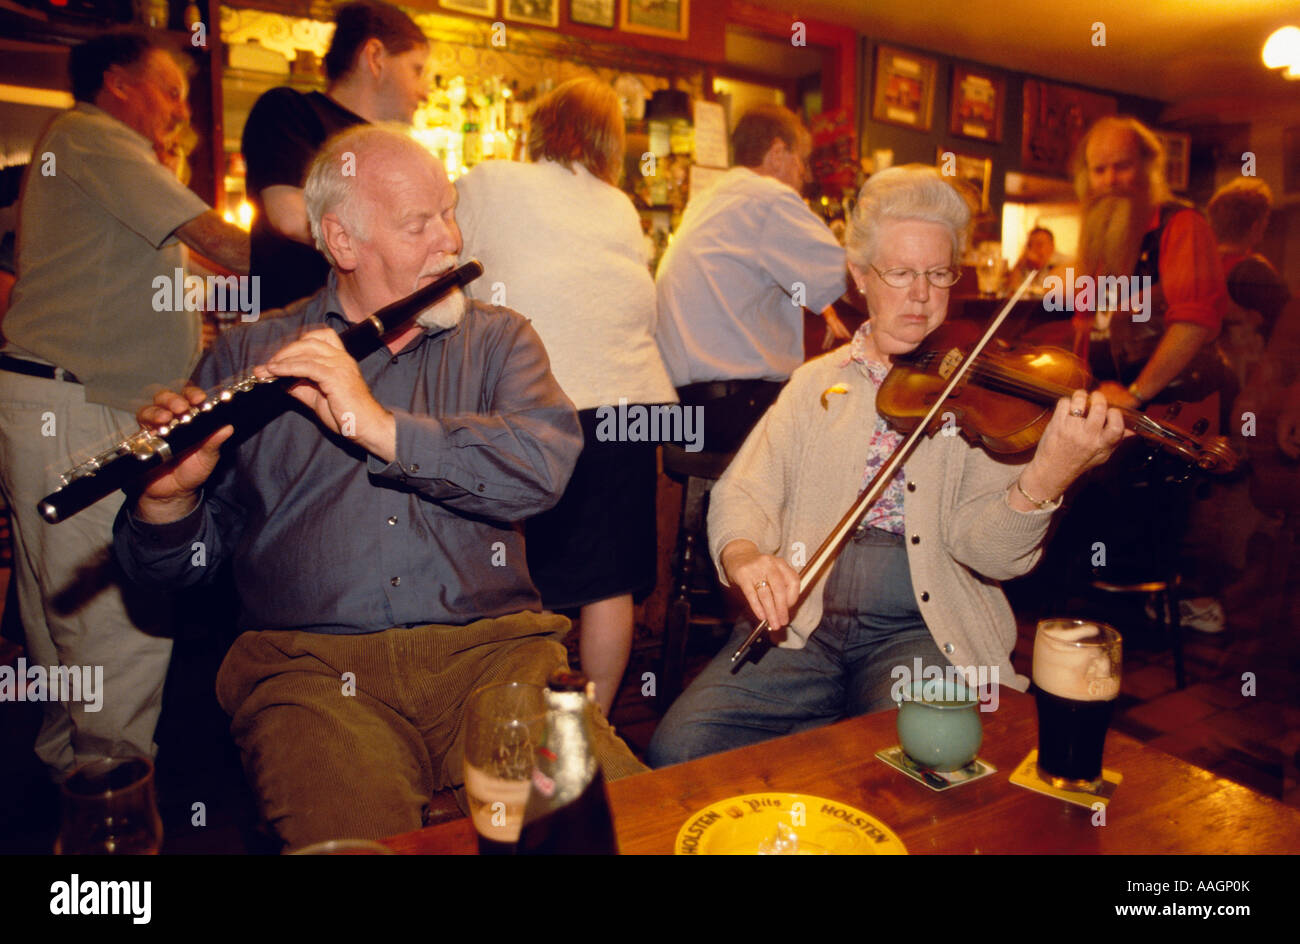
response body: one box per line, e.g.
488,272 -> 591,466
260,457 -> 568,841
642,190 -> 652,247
730,271 -> 1041,667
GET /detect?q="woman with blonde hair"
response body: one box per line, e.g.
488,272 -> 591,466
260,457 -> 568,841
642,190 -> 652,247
455,77 -> 676,715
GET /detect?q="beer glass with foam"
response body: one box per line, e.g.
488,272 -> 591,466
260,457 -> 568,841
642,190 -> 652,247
1032,619 -> 1121,791
463,681 -> 546,855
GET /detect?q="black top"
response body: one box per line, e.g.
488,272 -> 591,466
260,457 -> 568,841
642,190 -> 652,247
242,88 -> 366,311
1226,254 -> 1291,344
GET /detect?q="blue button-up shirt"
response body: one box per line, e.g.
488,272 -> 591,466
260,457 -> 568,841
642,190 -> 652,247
654,167 -> 846,386
114,279 -> 582,633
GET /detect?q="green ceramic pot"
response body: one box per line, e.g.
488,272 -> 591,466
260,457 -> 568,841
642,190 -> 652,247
895,678 -> 983,772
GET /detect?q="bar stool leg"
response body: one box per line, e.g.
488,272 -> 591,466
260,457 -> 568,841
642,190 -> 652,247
1163,583 -> 1186,690
661,475 -> 711,706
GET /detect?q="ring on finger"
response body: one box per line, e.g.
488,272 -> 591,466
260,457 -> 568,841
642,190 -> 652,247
1070,407 -> 1086,417
753,578 -> 770,591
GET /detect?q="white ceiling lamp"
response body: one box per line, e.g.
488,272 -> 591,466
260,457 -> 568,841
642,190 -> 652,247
1262,26 -> 1300,78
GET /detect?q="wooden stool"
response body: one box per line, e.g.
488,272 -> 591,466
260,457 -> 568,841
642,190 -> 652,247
659,443 -> 735,705
1088,573 -> 1186,689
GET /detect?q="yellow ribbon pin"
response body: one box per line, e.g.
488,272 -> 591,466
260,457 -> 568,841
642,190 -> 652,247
820,383 -> 849,409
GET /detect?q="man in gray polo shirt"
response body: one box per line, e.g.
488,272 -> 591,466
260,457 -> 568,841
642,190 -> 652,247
0,31 -> 249,778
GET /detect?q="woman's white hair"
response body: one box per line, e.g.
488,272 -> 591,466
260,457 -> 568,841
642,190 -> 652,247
303,123 -> 429,265
845,164 -> 972,269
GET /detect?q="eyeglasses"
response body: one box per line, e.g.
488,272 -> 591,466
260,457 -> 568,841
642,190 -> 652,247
869,265 -> 960,289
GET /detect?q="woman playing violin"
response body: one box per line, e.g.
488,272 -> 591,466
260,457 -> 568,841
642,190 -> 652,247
648,165 -> 1126,767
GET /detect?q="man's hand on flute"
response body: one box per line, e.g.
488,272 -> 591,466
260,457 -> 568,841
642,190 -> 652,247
134,386 -> 233,525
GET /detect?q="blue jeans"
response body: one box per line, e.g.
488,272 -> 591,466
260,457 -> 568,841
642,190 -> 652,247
648,528 -> 949,767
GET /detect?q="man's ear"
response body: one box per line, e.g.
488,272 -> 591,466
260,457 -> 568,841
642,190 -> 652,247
359,37 -> 387,79
321,213 -> 357,271
100,65 -> 132,104
759,138 -> 788,178
1250,216 -> 1270,246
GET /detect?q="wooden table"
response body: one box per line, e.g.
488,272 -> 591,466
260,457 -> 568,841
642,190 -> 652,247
383,689 -> 1300,854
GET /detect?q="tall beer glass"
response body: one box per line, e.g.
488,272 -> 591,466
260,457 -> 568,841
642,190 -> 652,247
1032,619 -> 1121,791
463,681 -> 546,855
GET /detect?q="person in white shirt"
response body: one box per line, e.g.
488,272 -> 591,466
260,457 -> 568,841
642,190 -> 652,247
456,78 -> 677,715
654,104 -> 849,453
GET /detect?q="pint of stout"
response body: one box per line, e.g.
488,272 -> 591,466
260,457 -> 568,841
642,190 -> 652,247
1032,619 -> 1122,791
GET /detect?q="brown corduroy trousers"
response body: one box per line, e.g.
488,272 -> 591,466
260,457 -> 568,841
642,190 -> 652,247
215,610 -> 647,850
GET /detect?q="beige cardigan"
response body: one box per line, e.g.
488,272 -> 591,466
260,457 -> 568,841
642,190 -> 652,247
708,346 -> 1057,691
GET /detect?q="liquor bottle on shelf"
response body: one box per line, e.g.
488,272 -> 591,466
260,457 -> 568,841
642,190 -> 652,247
515,670 -> 619,855
462,113 -> 482,167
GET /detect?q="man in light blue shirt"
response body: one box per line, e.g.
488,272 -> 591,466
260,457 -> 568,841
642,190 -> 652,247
654,105 -> 847,452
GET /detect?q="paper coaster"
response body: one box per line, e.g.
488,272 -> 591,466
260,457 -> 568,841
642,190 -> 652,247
875,745 -> 997,792
1009,750 -> 1121,807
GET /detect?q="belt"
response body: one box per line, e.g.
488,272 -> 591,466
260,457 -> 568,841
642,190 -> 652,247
0,354 -> 82,384
676,378 -> 783,403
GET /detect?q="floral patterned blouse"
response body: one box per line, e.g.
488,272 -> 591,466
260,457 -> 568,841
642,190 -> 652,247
844,322 -> 906,535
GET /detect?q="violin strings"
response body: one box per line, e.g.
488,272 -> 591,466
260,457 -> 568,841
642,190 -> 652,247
901,352 -> 1199,447
905,350 -> 1077,402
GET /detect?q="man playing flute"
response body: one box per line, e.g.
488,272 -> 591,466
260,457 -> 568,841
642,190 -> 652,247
113,125 -> 644,850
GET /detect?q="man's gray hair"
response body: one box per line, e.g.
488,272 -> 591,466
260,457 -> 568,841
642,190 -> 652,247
846,165 -> 971,269
304,123 -> 430,265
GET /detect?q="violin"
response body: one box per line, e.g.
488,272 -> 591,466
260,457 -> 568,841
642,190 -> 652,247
877,319 -> 1240,475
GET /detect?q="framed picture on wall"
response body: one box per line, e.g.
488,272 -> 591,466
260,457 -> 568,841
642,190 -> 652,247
503,0 -> 558,26
949,66 -> 1005,143
937,147 -> 992,212
570,0 -> 616,28
1155,130 -> 1190,192
620,0 -> 689,39
872,45 -> 938,132
1021,79 -> 1116,177
440,0 -> 495,16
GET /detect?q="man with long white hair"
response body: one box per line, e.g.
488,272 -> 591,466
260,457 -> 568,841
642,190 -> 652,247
1070,115 -> 1228,412
112,125 -> 645,849
1048,116 -> 1231,612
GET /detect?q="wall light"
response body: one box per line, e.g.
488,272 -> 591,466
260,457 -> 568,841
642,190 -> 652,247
1262,26 -> 1300,77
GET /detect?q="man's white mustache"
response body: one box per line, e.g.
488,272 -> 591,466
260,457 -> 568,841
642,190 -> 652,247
417,257 -> 460,286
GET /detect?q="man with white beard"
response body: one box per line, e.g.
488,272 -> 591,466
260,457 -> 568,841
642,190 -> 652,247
1048,116 -> 1229,612
1070,115 -> 1228,412
111,125 -> 646,849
